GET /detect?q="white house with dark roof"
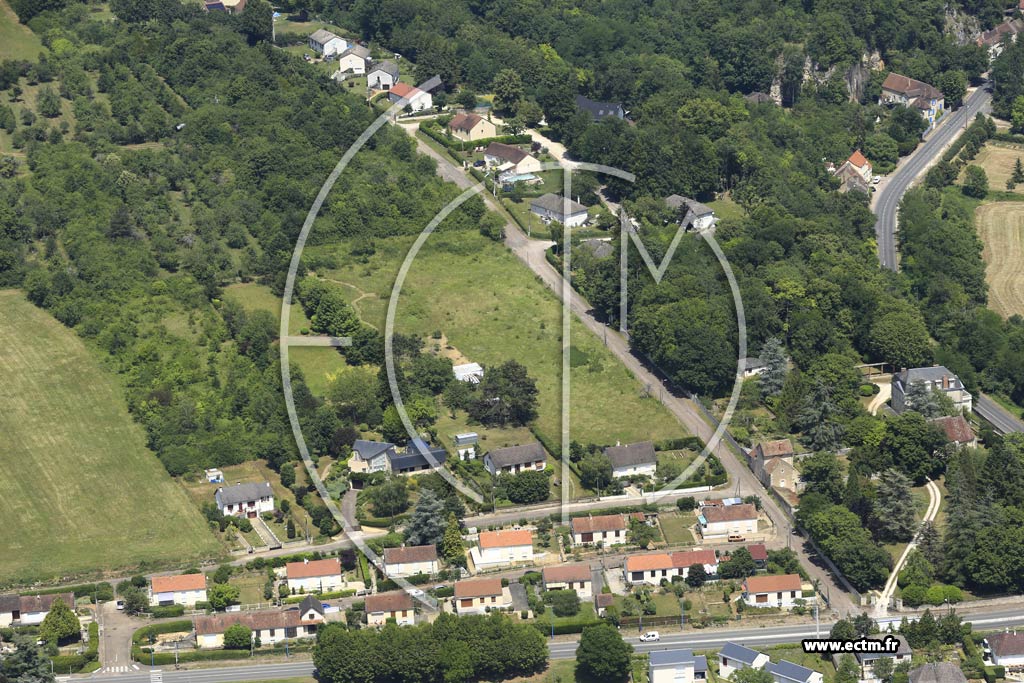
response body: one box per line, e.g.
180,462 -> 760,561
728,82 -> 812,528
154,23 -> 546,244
453,362 -> 484,383
570,513 -> 631,545
830,635 -> 912,682
194,603 -> 323,648
337,44 -> 370,75
985,632 -> 1024,666
718,643 -> 770,679
530,193 -> 588,227
308,29 -> 347,57
367,61 -> 399,90
649,649 -> 708,683
383,545 -> 439,577
665,195 -> 716,232
765,661 -> 824,683
604,441 -> 657,478
484,442 -> 547,476
350,440 -> 396,474
215,481 -> 274,518
0,593 -> 75,627
484,142 -> 541,175
575,94 -> 625,121
891,366 -> 972,414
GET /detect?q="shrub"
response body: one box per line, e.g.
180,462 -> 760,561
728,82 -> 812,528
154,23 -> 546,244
149,604 -> 185,618
901,584 -> 927,607
859,384 -> 875,396
944,585 -> 964,603
676,497 -> 697,511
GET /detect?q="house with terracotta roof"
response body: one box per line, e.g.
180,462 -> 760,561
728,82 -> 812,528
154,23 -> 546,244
542,563 -> 593,598
365,591 -> 416,626
930,415 -> 977,448
750,439 -> 805,496
624,552 -> 677,585
383,545 -> 439,577
698,503 -> 759,540
670,549 -> 719,579
604,441 -> 658,478
453,578 -> 511,614
742,573 -> 803,608
388,82 -> 433,112
472,529 -> 534,568
879,73 -> 944,129
149,573 -> 207,607
0,593 -> 75,627
838,150 -> 873,183
194,601 -> 324,648
285,557 -> 344,594
977,18 -> 1024,59
723,544 -> 769,568
447,112 -> 498,141
984,631 -> 1024,666
570,513 -> 631,546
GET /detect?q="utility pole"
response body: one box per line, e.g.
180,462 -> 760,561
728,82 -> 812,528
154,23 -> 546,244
814,601 -> 820,639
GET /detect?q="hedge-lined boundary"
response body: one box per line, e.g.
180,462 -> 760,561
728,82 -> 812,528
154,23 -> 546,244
133,642 -> 315,666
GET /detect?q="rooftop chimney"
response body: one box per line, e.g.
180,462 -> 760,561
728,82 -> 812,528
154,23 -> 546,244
942,375 -> 950,389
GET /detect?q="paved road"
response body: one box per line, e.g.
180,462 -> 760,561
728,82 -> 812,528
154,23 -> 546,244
975,393 -> 1024,434
873,85 -> 992,271
399,123 -> 855,613
75,607 -> 1024,682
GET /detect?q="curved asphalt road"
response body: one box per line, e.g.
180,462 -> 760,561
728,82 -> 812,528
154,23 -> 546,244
874,85 -> 992,271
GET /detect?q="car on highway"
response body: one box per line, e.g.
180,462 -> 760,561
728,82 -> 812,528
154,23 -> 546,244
639,631 -> 660,642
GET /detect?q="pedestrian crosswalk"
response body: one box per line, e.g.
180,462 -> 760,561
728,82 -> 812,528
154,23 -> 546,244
100,665 -> 140,674
150,669 -> 163,683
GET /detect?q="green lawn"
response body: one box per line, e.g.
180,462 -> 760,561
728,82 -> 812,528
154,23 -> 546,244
0,290 -> 223,583
0,0 -> 44,60
658,511 -> 696,545
707,195 -> 746,222
307,231 -> 687,448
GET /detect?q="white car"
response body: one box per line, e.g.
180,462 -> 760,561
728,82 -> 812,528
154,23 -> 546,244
640,631 -> 660,642
872,175 -> 881,184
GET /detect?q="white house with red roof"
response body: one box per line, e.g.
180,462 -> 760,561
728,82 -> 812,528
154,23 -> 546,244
150,573 -> 207,607
472,529 -> 534,568
388,83 -> 433,112
879,73 -> 944,128
742,574 -> 804,609
285,558 -> 344,594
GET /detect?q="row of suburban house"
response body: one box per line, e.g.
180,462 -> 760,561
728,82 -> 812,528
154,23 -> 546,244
0,593 -> 75,627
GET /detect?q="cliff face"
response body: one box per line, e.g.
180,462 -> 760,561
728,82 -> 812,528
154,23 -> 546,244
844,51 -> 884,103
944,5 -> 982,46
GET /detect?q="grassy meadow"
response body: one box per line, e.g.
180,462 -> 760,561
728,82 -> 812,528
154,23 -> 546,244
0,290 -> 222,583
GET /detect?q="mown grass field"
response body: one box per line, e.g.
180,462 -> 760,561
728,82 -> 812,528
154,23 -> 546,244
971,143 -> 1024,196
0,0 -> 43,60
0,290 -> 222,583
975,202 -> 1024,317
307,231 -> 687,448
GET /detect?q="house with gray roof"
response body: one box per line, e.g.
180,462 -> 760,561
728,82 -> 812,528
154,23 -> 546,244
351,439 -> 397,474
484,442 -> 547,476
718,643 -> 770,679
308,29 -> 347,58
649,649 -> 707,683
665,195 -> 716,232
337,44 -> 371,75
908,663 -> 967,683
831,635 -> 912,682
530,193 -> 588,227
603,441 -> 657,478
368,60 -> 400,90
765,661 -> 824,683
575,94 -> 625,121
215,481 -> 274,518
891,365 -> 972,414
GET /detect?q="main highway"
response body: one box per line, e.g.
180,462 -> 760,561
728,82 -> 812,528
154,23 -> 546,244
75,606 -> 1024,683
873,84 -> 992,271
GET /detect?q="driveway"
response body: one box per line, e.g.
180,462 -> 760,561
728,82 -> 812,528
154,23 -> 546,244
508,582 -> 529,613
97,601 -> 141,674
